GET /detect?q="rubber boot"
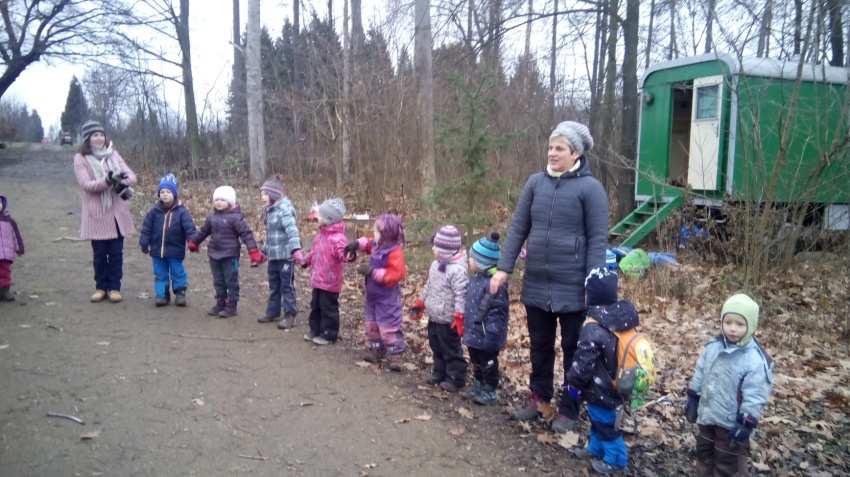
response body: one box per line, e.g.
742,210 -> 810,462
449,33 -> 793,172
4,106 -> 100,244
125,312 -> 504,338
0,287 -> 14,302
207,297 -> 226,316
174,289 -> 187,307
384,354 -> 403,372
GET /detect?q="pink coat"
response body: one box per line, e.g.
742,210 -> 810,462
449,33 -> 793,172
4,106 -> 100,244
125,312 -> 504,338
304,221 -> 349,293
73,151 -> 137,240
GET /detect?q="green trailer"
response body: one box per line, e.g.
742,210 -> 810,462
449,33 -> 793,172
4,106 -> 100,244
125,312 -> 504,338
610,53 -> 850,247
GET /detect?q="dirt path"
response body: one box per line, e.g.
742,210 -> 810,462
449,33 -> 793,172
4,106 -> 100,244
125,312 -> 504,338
0,148 -> 575,477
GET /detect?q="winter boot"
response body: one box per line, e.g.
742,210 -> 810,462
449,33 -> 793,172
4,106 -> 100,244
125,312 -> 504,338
426,374 -> 444,386
461,379 -> 482,400
439,381 -> 462,393
384,354 -> 403,372
312,336 -> 332,346
155,293 -> 170,307
363,346 -> 384,363
512,393 -> 544,421
277,314 -> 296,329
258,314 -> 279,323
218,300 -> 238,318
207,297 -> 226,316
473,385 -> 498,406
551,414 -> 581,433
174,289 -> 187,307
0,287 -> 14,302
590,459 -> 624,475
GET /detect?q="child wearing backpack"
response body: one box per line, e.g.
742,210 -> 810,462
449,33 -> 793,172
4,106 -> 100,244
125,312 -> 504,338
408,225 -> 469,392
139,174 -> 196,306
684,293 -> 773,477
566,267 -> 655,474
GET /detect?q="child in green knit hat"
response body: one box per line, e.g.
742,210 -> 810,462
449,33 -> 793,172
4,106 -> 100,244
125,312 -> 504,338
684,293 -> 774,476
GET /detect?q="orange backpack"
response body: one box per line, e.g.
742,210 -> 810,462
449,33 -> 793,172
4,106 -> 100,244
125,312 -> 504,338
612,328 -> 656,399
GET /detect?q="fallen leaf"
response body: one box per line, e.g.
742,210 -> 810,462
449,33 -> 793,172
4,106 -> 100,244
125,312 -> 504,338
537,402 -> 556,421
394,417 -> 410,424
557,431 -> 580,449
19,324 -> 32,329
449,425 -> 465,436
402,362 -> 418,372
192,398 -> 204,406
414,413 -> 432,421
362,463 -> 377,469
299,402 -> 314,407
536,432 -> 557,445
354,361 -> 371,368
457,407 -> 474,419
96,341 -> 110,346
80,430 -> 100,440
0,344 -> 8,350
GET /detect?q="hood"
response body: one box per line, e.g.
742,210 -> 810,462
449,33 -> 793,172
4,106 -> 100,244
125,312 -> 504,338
721,293 -> 760,346
319,221 -> 346,236
587,299 -> 640,332
544,155 -> 593,179
0,195 -> 6,215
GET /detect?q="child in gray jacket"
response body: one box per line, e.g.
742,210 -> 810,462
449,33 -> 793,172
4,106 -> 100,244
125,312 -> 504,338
409,225 -> 468,392
685,293 -> 773,476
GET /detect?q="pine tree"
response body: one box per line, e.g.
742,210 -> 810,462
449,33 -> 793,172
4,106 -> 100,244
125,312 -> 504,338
28,110 -> 44,142
60,77 -> 89,139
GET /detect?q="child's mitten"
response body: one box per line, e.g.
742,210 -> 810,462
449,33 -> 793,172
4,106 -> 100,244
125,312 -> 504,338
450,312 -> 464,336
187,240 -> 199,253
141,246 -> 150,255
565,384 -> 582,402
730,414 -> 758,444
408,298 -> 425,320
249,248 -> 266,267
292,249 -> 304,265
684,389 -> 700,423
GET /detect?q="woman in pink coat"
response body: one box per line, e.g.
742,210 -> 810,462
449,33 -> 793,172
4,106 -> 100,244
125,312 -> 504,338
72,120 -> 137,303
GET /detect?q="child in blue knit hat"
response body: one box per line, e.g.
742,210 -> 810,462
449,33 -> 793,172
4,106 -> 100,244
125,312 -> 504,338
139,173 -> 197,306
461,232 -> 509,405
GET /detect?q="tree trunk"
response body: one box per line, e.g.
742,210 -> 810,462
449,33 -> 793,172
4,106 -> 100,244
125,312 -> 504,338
340,0 -> 351,188
351,0 -> 364,47
601,0 -> 619,190
668,0 -> 677,60
757,0 -> 773,58
704,0 -> 715,53
231,0 -> 246,143
524,0 -> 533,60
467,0 -> 475,60
589,1 -> 608,159
645,0 -> 655,68
794,0 -> 803,56
549,0 -> 558,123
328,0 -> 334,24
294,0 -> 300,33
247,0 -> 266,182
827,0 -> 844,66
811,0 -> 825,62
0,52 -> 39,100
177,0 -> 201,175
618,0 -> 639,221
415,0 -> 436,195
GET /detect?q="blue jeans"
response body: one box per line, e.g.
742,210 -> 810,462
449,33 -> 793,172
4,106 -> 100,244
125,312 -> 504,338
586,403 -> 628,469
265,259 -> 297,318
152,257 -> 188,298
91,236 -> 123,291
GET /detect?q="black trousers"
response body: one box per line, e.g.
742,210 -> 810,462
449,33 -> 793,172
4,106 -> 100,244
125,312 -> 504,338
91,236 -> 123,292
427,321 -> 467,386
209,257 -> 239,302
468,347 -> 500,388
525,305 -> 585,418
309,288 -> 340,341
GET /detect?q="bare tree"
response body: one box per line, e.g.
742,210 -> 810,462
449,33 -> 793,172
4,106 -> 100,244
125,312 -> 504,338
618,0 -> 639,220
827,0 -> 844,66
415,0 -> 436,195
247,0 -> 266,182
340,0 -> 351,187
668,0 -> 678,60
549,0 -> 558,122
645,0 -> 656,68
705,0 -> 715,53
0,0 -> 112,99
294,0 -> 300,33
757,0 -> 773,57
794,0 -> 803,55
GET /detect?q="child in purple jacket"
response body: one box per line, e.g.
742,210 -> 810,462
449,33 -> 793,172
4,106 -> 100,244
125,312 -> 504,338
188,185 -> 264,318
0,195 -> 25,302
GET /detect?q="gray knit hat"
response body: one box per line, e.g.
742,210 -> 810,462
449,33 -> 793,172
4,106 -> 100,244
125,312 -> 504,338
81,120 -> 105,143
318,197 -> 346,224
550,121 -> 594,155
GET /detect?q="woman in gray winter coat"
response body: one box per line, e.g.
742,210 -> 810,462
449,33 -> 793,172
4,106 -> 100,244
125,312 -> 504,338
490,121 -> 609,433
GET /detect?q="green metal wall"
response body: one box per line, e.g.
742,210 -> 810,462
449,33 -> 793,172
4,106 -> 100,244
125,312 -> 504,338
637,61 -> 731,199
733,77 -> 850,203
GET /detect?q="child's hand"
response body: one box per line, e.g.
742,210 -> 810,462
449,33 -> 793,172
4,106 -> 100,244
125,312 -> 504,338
249,249 -> 266,267
565,384 -> 582,402
356,262 -> 372,277
730,414 -> 757,445
187,240 -> 199,253
292,249 -> 304,265
408,298 -> 425,320
450,312 -> 464,336
140,246 -> 150,255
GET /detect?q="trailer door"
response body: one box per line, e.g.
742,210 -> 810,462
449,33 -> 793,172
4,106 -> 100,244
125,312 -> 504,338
687,75 -> 723,190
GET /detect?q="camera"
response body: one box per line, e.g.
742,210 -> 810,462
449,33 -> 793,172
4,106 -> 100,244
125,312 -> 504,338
108,171 -> 134,201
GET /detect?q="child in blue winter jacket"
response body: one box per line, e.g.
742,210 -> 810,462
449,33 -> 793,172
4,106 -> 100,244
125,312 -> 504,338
139,174 -> 197,307
409,225 -> 469,392
685,293 -> 773,477
460,232 -> 509,405
257,175 -> 304,329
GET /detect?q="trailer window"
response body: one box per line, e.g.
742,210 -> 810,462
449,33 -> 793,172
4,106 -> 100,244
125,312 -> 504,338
695,85 -> 719,120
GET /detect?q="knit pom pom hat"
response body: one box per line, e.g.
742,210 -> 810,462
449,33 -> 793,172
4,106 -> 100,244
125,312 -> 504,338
470,232 -> 501,270
213,185 -> 237,207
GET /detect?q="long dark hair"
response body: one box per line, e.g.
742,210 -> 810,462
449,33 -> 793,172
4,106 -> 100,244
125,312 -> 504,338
78,135 -> 112,156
